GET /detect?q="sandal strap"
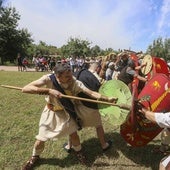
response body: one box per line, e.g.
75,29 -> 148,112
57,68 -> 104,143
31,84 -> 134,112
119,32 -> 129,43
63,143 -> 72,153
28,155 -> 39,164
22,156 -> 40,170
103,140 -> 113,152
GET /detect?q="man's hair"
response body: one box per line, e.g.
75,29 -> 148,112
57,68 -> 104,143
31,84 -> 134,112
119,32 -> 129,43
89,62 -> 100,70
53,63 -> 71,75
128,59 -> 136,69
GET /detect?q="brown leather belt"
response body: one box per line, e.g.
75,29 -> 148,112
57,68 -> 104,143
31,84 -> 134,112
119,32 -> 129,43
47,103 -> 63,112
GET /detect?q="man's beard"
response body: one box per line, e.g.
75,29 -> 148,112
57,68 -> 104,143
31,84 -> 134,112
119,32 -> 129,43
60,80 -> 73,89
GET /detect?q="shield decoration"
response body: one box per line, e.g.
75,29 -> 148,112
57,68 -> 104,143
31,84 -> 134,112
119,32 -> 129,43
141,54 -> 153,75
98,80 -> 132,124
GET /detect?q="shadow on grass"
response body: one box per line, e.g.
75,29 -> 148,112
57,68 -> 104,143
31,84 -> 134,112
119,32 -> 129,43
32,132 -> 163,170
79,132 -> 162,170
93,132 -> 162,170
30,137 -> 119,169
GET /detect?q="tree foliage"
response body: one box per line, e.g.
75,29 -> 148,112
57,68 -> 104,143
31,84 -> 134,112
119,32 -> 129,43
0,6 -> 32,64
60,37 -> 91,58
90,45 -> 102,57
146,37 -> 170,61
59,37 -> 116,59
27,41 -> 58,58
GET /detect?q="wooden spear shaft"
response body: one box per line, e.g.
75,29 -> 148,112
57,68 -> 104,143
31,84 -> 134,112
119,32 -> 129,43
0,84 -> 131,110
1,85 -> 22,90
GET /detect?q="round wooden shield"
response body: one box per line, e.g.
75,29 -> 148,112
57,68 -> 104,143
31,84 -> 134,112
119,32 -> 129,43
98,80 -> 132,124
141,54 -> 153,75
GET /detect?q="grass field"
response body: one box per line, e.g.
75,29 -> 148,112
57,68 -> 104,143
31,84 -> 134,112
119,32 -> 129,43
0,71 -> 163,170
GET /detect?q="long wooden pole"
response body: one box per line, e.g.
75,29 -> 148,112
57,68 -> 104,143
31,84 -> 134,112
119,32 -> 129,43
0,84 -> 131,110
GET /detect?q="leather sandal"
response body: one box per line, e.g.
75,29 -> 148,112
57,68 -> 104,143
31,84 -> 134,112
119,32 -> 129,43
102,140 -> 113,152
22,155 -> 40,170
63,143 -> 72,153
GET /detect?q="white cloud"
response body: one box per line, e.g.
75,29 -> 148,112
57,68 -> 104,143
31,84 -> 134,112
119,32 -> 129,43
158,0 -> 170,34
7,0 -> 170,52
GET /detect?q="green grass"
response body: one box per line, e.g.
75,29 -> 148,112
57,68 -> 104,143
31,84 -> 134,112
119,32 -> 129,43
0,71 -> 163,170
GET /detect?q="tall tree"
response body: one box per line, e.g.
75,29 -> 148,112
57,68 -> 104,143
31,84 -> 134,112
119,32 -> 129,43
0,6 -> 32,64
60,37 -> 91,58
90,45 -> 102,57
146,37 -> 169,61
164,38 -> 170,61
35,41 -> 58,57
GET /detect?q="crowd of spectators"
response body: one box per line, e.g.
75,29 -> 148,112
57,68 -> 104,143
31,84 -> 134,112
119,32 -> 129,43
30,55 -> 100,72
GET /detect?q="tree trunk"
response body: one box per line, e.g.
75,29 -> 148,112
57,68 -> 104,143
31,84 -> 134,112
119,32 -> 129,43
0,56 -> 4,65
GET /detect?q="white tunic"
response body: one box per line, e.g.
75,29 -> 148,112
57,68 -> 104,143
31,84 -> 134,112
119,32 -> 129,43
155,112 -> 170,128
36,74 -> 102,141
155,112 -> 170,167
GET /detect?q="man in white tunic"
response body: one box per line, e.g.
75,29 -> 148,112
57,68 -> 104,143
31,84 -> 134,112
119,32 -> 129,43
22,63 -> 116,170
140,108 -> 170,170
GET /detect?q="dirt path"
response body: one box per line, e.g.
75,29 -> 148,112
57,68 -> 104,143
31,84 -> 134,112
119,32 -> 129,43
0,66 -> 35,71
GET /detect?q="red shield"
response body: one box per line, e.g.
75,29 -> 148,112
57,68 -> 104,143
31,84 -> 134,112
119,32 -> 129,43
120,73 -> 170,146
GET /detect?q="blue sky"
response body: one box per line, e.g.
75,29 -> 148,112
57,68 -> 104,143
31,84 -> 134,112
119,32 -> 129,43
5,0 -> 170,52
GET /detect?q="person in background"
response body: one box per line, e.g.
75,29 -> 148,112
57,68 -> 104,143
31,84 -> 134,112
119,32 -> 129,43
115,52 -> 129,72
88,62 -> 105,84
32,55 -> 40,71
140,108 -> 170,170
49,57 -> 56,71
105,62 -> 115,81
98,55 -> 109,80
105,53 -> 117,81
118,59 -> 147,91
76,56 -> 85,71
63,61 -> 116,154
69,57 -> 76,72
22,57 -> 29,71
17,53 -> 23,72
